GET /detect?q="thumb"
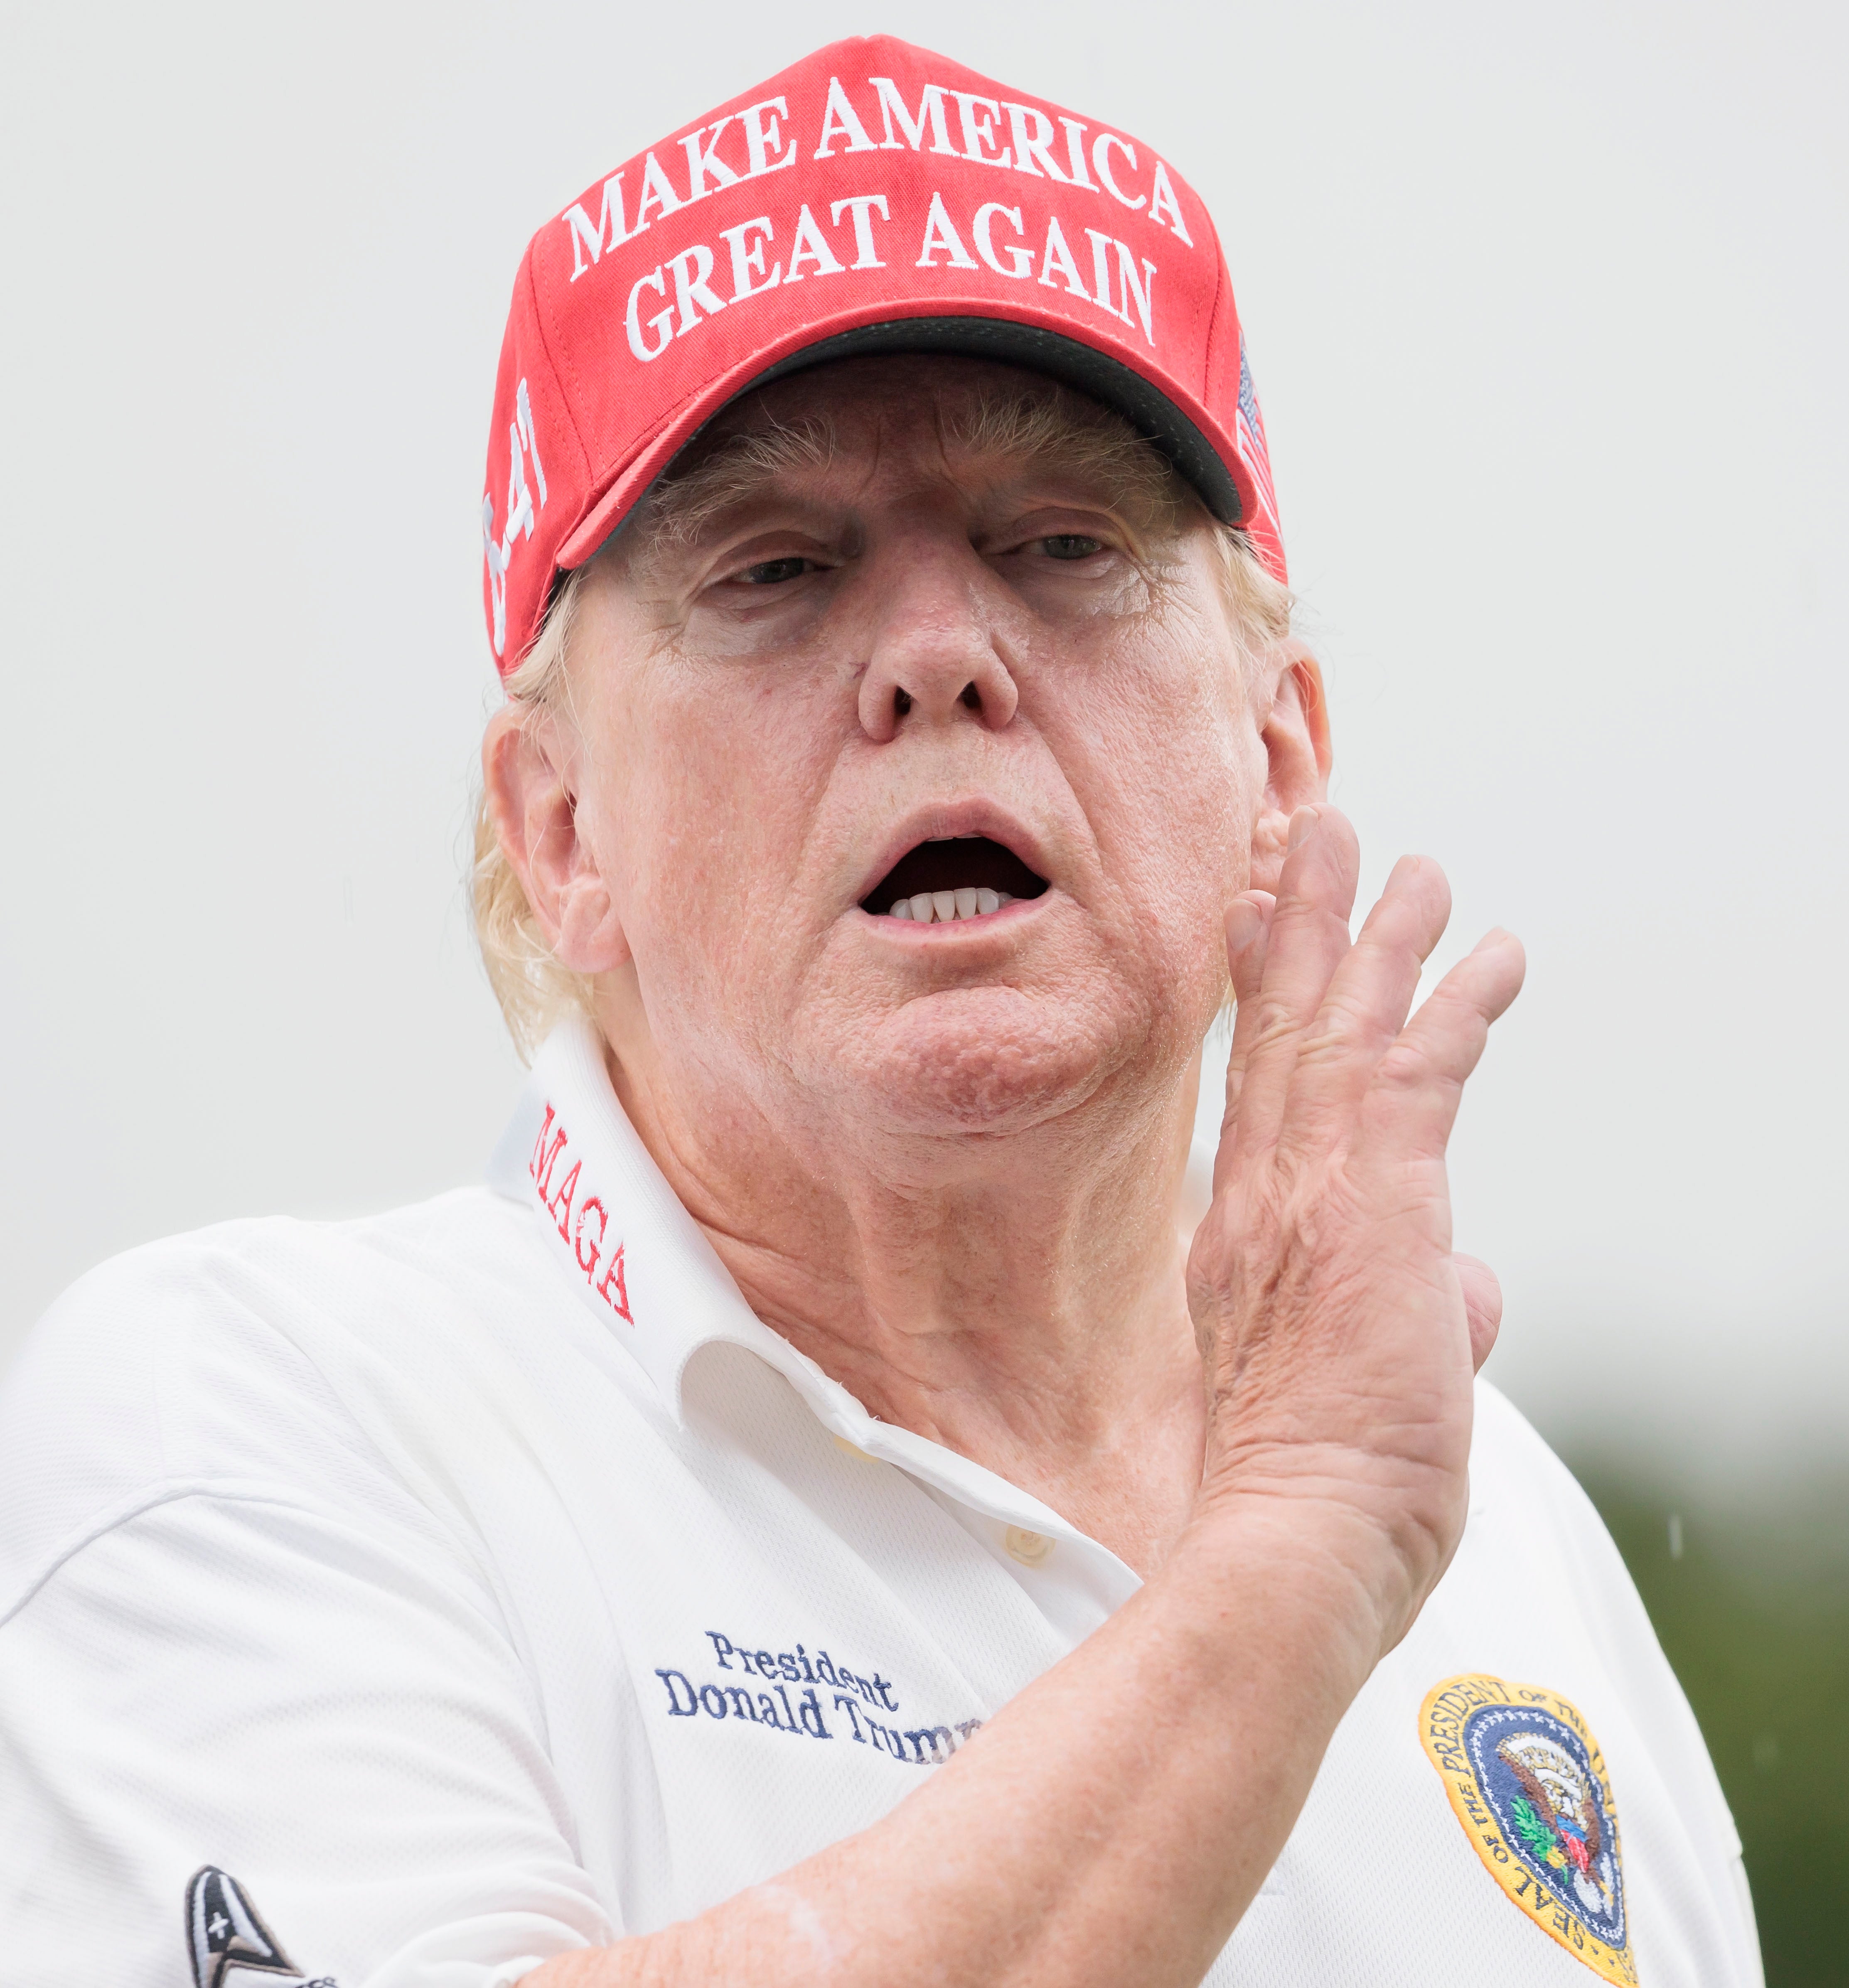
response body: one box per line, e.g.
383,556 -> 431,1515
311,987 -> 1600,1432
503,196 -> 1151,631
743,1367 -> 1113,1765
1454,1254 -> 1503,1374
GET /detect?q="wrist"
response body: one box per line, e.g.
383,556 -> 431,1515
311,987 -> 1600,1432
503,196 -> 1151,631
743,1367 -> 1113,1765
1171,1470 -> 1444,1677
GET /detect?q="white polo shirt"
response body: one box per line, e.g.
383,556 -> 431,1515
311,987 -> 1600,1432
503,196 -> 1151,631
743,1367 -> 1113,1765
0,1021 -> 1760,1988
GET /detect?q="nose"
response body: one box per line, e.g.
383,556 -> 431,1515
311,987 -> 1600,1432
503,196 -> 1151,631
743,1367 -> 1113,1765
855,547 -> 1021,743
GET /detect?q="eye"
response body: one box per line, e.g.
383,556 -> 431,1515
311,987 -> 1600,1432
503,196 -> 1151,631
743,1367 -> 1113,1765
1038,534 -> 1105,561
735,555 -> 816,585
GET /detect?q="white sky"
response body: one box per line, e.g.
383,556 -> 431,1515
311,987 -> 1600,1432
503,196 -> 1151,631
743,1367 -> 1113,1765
3,0 -> 1843,1483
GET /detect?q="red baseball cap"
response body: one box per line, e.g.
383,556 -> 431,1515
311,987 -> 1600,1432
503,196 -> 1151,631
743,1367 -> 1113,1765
480,34 -> 1284,672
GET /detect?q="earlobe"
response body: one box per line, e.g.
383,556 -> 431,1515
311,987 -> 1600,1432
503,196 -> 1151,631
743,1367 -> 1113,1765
1248,647 -> 1332,897
482,706 -> 632,975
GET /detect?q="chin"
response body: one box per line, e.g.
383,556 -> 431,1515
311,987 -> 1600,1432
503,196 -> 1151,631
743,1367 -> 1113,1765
814,985 -> 1143,1138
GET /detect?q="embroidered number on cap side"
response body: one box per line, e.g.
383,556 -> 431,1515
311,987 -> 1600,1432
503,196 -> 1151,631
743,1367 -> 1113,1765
482,377 -> 550,659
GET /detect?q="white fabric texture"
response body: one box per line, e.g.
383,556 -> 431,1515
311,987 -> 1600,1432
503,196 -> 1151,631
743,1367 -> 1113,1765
0,1020 -> 1761,1988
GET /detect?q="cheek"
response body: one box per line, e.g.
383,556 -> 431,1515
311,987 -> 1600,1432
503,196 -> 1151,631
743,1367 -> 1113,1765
1058,634 -> 1255,920
587,663 -> 845,961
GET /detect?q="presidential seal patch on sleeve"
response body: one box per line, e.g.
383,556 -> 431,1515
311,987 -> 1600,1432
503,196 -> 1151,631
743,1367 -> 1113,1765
1419,1675 -> 1635,1985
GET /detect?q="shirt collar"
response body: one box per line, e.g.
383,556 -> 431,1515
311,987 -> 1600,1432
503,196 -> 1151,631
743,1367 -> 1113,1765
485,1019 -> 1097,1546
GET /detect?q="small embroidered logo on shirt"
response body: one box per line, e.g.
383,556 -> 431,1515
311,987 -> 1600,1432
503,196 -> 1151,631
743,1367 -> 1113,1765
1419,1676 -> 1634,1986
185,1868 -> 335,1988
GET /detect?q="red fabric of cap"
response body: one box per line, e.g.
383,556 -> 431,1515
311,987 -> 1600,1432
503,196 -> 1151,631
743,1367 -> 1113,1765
481,34 -> 1285,672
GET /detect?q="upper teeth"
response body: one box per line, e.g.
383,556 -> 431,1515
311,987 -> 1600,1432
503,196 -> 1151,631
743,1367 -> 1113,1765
890,887 -> 1013,923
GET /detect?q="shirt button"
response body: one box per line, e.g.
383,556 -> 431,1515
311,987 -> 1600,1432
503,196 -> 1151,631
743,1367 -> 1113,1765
1005,1526 -> 1055,1567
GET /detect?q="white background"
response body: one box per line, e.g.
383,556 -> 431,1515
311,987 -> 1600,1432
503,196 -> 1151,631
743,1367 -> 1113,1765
3,0 -> 1843,1483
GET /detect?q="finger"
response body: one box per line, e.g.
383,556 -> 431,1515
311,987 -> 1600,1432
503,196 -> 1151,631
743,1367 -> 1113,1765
1216,891 -> 1275,1140
1226,806 -> 1362,1157
1224,892 -> 1274,998
1273,854 -> 1452,1159
1357,929 -> 1527,1162
1454,1253 -> 1503,1373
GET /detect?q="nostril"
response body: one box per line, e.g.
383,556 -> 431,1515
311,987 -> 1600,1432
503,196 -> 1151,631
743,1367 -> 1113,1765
893,687 -> 913,718
959,682 -> 981,711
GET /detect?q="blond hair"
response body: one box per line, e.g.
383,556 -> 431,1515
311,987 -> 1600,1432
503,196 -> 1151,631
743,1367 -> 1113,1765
471,388 -> 1294,1058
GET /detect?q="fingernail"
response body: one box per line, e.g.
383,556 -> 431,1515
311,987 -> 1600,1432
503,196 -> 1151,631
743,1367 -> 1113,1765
1224,898 -> 1264,956
1287,806 -> 1320,853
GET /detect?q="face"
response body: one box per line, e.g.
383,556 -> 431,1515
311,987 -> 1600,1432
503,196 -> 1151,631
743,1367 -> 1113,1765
492,357 -> 1325,1162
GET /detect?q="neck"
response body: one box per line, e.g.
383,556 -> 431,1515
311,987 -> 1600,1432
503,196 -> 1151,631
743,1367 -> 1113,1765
596,1009 -> 1210,1575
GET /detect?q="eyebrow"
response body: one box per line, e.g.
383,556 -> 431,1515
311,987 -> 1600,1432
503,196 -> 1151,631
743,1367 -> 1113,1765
632,384 -> 1192,559
639,415 -> 843,553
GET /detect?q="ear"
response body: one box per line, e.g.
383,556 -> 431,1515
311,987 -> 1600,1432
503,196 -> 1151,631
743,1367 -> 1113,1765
482,702 -> 632,975
1248,642 -> 1333,896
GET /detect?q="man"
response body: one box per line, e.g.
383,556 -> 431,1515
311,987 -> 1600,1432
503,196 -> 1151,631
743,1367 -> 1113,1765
0,36 -> 1758,1988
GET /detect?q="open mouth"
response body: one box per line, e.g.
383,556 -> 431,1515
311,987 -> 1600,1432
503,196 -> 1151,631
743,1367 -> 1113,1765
861,836 -> 1050,925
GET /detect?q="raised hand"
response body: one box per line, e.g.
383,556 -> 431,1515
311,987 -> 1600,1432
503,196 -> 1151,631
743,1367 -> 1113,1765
1187,805 -> 1525,1654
